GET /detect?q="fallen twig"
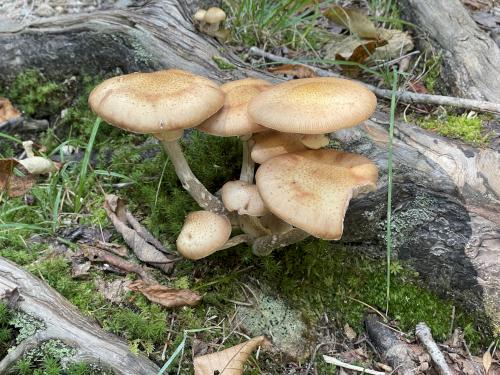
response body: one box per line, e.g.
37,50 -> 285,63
415,322 -> 453,375
322,355 -> 386,375
249,47 -> 500,114
81,244 -> 157,284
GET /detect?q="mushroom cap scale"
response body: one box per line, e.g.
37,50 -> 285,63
197,78 -> 271,136
248,77 -> 376,134
255,149 -> 378,240
88,69 -> 224,134
176,211 -> 231,260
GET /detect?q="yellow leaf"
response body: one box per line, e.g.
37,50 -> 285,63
324,6 -> 379,39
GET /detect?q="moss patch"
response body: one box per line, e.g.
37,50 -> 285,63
419,113 -> 490,145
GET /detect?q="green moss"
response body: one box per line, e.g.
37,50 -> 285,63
0,302 -> 13,358
424,55 -> 442,94
420,113 -> 489,145
2,70 -> 65,117
212,55 -> 237,70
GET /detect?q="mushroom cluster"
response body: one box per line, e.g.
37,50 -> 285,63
88,69 -> 378,260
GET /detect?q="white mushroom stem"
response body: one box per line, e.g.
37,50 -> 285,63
240,135 -> 255,183
252,228 -> 310,256
219,234 -> 252,250
160,138 -> 226,214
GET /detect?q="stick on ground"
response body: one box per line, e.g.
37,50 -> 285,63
415,322 -> 453,375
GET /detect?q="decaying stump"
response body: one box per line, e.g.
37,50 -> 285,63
0,0 -> 499,328
400,0 -> 500,102
0,257 -> 159,374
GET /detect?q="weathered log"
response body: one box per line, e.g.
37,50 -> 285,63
399,0 -> 500,102
0,257 -> 159,374
0,0 -> 498,328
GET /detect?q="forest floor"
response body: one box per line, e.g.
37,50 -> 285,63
0,0 -> 499,374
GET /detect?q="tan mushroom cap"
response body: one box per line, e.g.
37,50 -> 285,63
221,180 -> 269,216
197,78 -> 271,136
176,211 -> 231,260
299,134 -> 330,149
256,149 -> 378,240
88,69 -> 224,134
204,7 -> 226,23
251,131 -> 306,164
248,77 -> 376,134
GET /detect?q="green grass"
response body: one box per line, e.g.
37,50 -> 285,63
420,113 -> 489,145
223,0 -> 328,51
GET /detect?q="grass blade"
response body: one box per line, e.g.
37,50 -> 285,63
385,67 -> 398,314
74,117 -> 101,212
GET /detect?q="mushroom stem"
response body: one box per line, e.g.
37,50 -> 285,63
252,229 -> 310,256
161,138 -> 226,214
219,234 -> 252,250
240,135 -> 255,183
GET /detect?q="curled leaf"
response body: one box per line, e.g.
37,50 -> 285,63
128,280 -> 202,308
0,159 -> 37,198
335,40 -> 387,77
324,6 -> 379,39
194,336 -> 270,375
268,64 -> 317,78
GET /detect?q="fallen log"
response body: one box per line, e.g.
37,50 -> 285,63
0,0 -> 498,329
0,257 -> 159,374
400,0 -> 500,102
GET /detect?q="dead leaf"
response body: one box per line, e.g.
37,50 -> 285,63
194,336 -> 270,375
127,280 -> 202,308
484,350 -> 493,373
71,260 -> 91,279
335,40 -> 386,77
104,194 -> 176,274
324,6 -> 379,39
97,278 -> 132,303
462,0 -> 492,10
0,98 -> 21,124
268,64 -> 317,78
408,80 -> 429,94
344,323 -> 357,341
0,159 -> 37,198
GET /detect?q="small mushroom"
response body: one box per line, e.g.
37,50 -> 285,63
221,180 -> 268,216
203,7 -> 226,36
299,134 -> 330,149
18,141 -> 58,174
256,149 -> 378,240
176,211 -> 232,260
251,131 -> 306,164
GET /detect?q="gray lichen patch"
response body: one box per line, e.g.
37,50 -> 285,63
9,311 -> 45,343
235,287 -> 311,360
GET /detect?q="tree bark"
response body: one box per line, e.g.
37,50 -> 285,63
0,257 -> 159,374
0,0 -> 499,328
399,0 -> 500,102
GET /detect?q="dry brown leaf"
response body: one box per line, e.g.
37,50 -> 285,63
97,278 -> 132,303
104,194 -> 176,274
0,97 -> 21,124
0,158 -> 37,198
344,323 -> 357,341
194,336 -> 269,375
268,64 -> 317,78
335,40 -> 387,77
324,6 -> 379,39
127,280 -> 202,308
484,350 -> 493,373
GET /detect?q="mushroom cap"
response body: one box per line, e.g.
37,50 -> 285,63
193,9 -> 207,21
221,180 -> 269,216
251,131 -> 306,164
255,149 -> 378,240
88,69 -> 224,134
176,211 -> 231,260
248,77 -> 376,134
197,78 -> 271,136
204,7 -> 226,23
299,134 -> 330,149
0,97 -> 21,123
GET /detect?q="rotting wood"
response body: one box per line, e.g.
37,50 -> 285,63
0,0 -> 498,328
0,256 -> 159,374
